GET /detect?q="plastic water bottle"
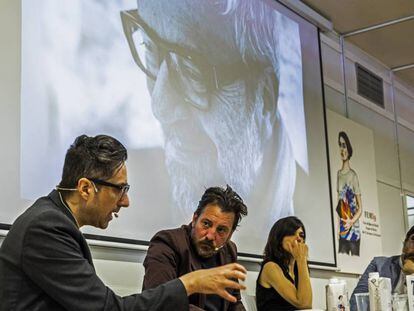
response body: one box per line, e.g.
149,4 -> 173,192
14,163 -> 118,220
326,278 -> 348,311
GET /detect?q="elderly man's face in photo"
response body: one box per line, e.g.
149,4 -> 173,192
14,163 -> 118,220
132,1 -> 281,216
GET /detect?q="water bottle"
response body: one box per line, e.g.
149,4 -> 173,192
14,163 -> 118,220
326,278 -> 348,311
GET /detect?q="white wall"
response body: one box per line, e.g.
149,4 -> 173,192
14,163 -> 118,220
1,0 -> 414,309
0,0 -> 22,223
320,32 -> 411,257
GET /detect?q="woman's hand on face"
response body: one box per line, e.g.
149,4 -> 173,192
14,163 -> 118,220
289,240 -> 308,261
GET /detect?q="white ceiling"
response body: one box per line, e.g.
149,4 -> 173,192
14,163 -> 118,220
301,0 -> 414,88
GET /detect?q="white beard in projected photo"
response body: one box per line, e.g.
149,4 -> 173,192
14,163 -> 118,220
124,0 -> 308,247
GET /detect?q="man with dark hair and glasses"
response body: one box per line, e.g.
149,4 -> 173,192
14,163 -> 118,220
120,0 -> 307,249
0,134 -> 246,310
143,185 -> 248,310
349,225 -> 414,311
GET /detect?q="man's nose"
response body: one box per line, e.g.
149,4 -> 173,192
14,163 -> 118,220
118,193 -> 130,208
205,228 -> 217,241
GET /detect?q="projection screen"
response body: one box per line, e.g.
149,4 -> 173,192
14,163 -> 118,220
12,0 -> 335,265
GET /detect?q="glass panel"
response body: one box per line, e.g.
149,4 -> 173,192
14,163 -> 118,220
407,195 -> 414,228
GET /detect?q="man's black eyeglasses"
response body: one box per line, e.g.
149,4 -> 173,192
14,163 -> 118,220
120,9 -> 273,111
88,178 -> 130,198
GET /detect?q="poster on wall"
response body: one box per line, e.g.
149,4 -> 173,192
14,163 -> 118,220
327,109 -> 382,273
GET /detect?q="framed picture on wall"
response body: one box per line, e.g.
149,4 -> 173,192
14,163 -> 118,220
327,109 -> 382,273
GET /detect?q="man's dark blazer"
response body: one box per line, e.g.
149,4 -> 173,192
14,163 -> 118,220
349,255 -> 401,311
143,224 -> 245,311
0,190 -> 188,311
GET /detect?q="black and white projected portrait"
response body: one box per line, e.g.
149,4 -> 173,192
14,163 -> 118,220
21,0 -> 334,259
121,0 -> 307,228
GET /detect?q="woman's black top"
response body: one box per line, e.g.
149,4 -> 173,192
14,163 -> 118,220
255,261 -> 299,311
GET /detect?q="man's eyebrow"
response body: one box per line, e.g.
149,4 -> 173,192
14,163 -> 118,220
217,225 -> 230,230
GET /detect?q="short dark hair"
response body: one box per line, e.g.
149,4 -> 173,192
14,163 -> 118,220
194,185 -> 248,231
338,131 -> 353,159
402,225 -> 414,260
404,225 -> 414,244
262,216 -> 306,275
58,134 -> 127,188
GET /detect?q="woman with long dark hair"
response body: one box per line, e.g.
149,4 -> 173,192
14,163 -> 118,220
256,216 -> 312,310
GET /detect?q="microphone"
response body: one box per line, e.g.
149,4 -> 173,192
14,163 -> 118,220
214,245 -> 224,252
55,186 -> 77,191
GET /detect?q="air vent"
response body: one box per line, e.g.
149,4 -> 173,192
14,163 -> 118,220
356,63 -> 384,108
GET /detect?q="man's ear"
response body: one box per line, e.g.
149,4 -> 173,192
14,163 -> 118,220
191,213 -> 198,226
77,178 -> 93,200
227,229 -> 235,242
